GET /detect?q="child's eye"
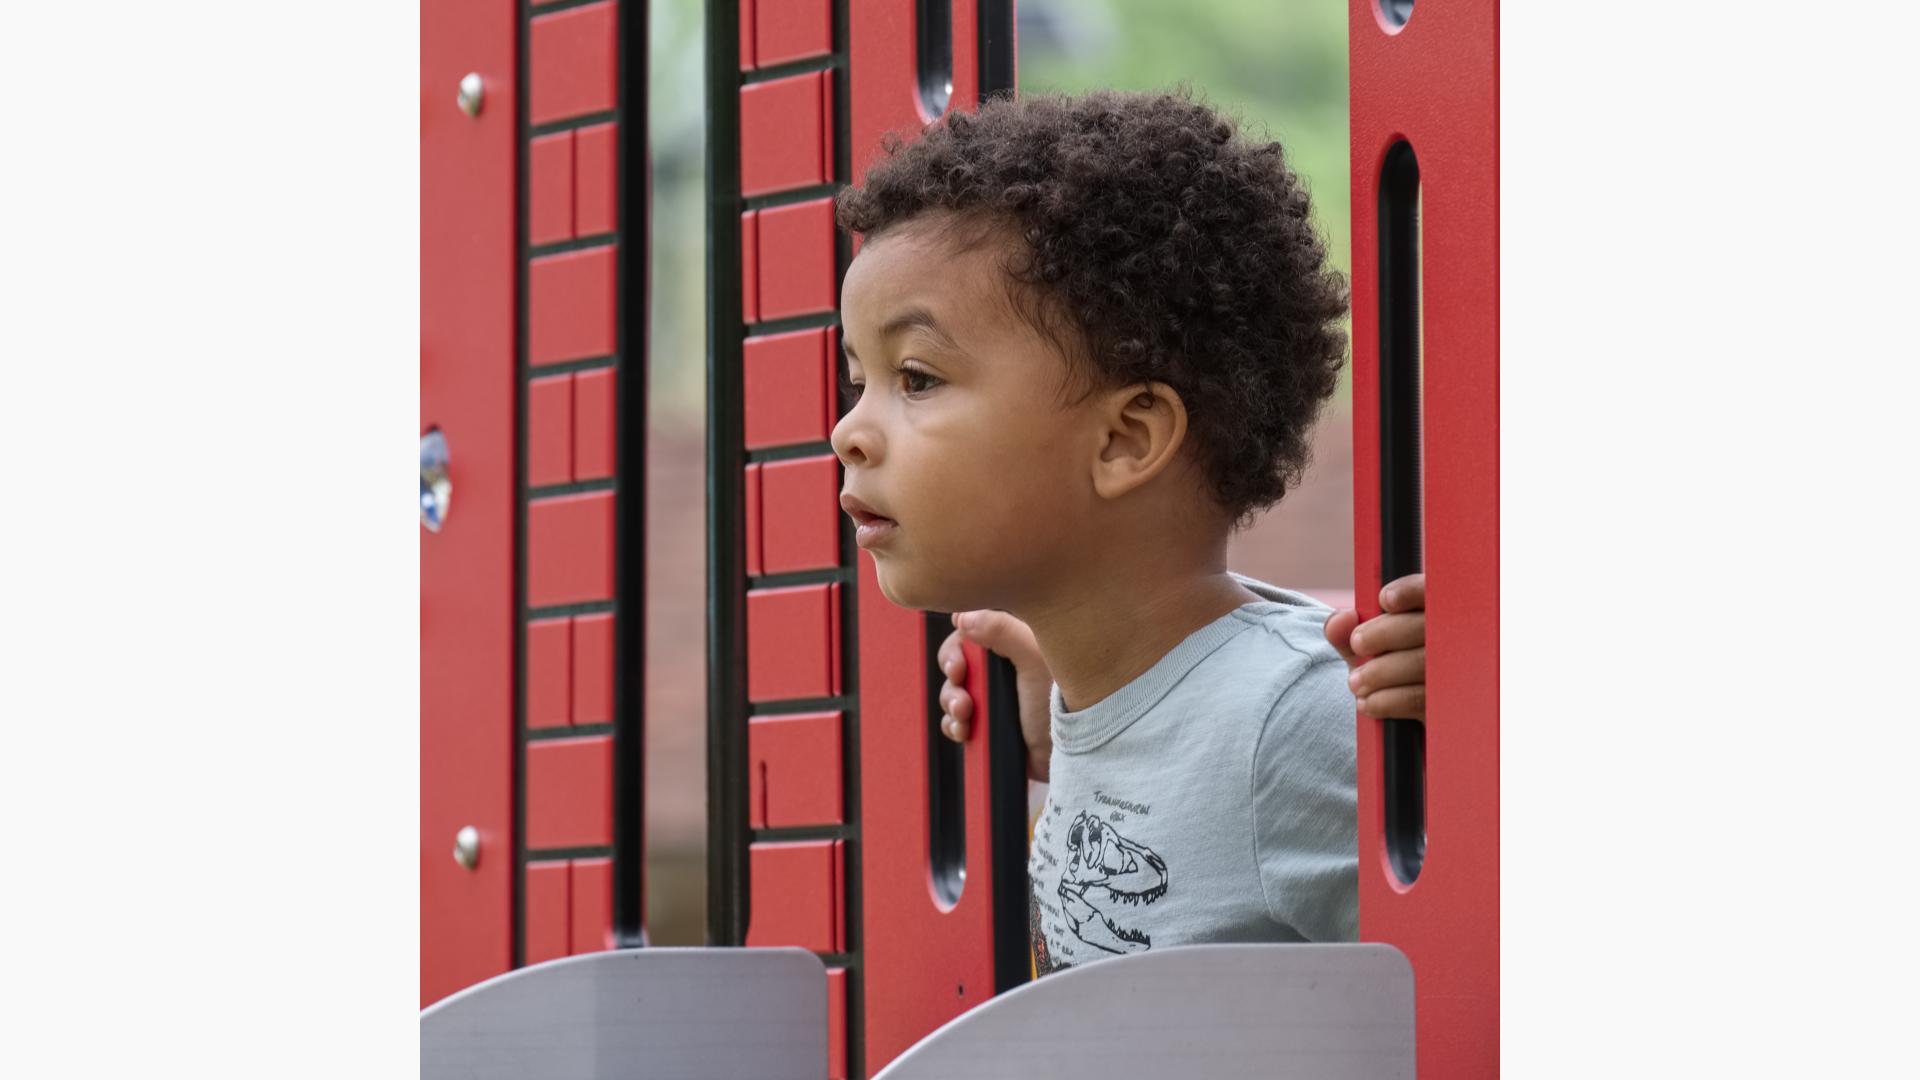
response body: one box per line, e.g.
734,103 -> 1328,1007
898,364 -> 942,396
838,371 -> 864,409
836,362 -> 939,408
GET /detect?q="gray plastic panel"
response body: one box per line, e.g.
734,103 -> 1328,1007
873,944 -> 1416,1079
420,947 -> 828,1080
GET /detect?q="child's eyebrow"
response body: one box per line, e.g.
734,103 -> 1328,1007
842,306 -> 964,364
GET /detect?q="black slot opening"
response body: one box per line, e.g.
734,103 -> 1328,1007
926,611 -> 967,906
916,0 -> 954,118
1378,140 -> 1426,888
985,652 -> 1031,992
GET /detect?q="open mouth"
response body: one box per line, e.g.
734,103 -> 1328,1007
851,510 -> 898,549
840,494 -> 899,548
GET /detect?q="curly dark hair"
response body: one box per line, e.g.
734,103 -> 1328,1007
835,87 -> 1350,527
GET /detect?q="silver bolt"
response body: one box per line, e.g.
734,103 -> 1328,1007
457,72 -> 485,118
453,825 -> 481,870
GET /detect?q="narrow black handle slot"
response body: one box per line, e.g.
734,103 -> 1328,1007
984,651 -> 1032,992
917,0 -> 954,118
1378,140 -> 1427,887
926,611 -> 967,906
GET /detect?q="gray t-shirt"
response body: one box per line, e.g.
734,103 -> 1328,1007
1026,574 -> 1359,976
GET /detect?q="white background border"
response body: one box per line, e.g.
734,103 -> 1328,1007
4,1 -> 1916,1074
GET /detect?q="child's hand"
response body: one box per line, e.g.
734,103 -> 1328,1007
1323,574 -> 1426,720
936,610 -> 1054,783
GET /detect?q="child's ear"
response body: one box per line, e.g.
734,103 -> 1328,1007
1090,380 -> 1188,501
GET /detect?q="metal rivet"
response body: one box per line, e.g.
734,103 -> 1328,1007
421,428 -> 451,532
457,72 -> 485,118
454,825 -> 481,870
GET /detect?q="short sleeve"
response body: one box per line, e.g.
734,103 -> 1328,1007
1251,658 -> 1360,942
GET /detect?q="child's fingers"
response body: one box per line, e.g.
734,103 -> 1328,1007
1357,684 -> 1426,721
1380,573 -> 1427,614
939,681 -> 974,726
939,680 -> 973,742
1323,608 -> 1361,665
1348,648 -> 1425,700
937,626 -> 968,684
954,609 -> 1045,670
1349,611 -> 1424,658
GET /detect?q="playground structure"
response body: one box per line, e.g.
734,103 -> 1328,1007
421,0 -> 1497,1074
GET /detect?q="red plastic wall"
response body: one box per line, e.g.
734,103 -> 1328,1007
1348,1 -> 1500,1075
520,0 -> 630,968
419,0 -> 639,1015
749,710 -> 846,828
734,4 -> 851,1073
421,0 -> 518,1009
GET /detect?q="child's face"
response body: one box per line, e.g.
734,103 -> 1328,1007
833,220 -> 1097,613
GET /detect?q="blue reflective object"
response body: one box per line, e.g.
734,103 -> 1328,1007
421,429 -> 451,532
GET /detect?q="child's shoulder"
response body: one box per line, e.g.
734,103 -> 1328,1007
1197,573 -> 1351,739
1220,572 -> 1345,673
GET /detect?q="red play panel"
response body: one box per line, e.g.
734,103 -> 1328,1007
754,198 -> 837,320
529,131 -> 574,245
754,0 -> 832,68
826,965 -> 847,1079
746,583 -> 841,702
421,0 -> 517,1009
571,612 -> 614,727
744,463 -> 764,577
570,857 -> 614,955
527,374 -> 572,486
526,735 -> 614,850
529,246 -> 617,367
743,327 -> 836,450
527,491 -> 616,607
573,367 -> 617,481
529,1 -> 618,126
740,210 -> 760,323
526,617 -> 571,731
748,710 -> 845,828
1348,1 -> 1500,1075
741,71 -> 835,197
575,122 -> 619,235
744,839 -> 844,954
759,455 -> 840,574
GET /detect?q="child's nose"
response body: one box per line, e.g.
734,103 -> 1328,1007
829,413 -> 876,468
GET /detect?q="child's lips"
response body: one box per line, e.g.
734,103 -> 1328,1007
840,494 -> 896,527
854,516 -> 898,548
848,508 -> 898,548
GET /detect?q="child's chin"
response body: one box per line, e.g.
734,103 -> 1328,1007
873,563 -> 925,610
873,562 -> 960,614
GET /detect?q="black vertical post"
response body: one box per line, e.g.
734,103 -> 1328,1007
704,0 -> 750,947
611,0 -> 653,949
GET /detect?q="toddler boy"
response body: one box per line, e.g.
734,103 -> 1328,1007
831,89 -> 1427,973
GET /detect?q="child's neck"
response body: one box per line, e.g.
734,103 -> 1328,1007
1014,546 -> 1261,714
